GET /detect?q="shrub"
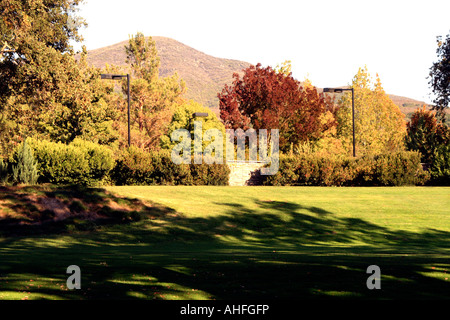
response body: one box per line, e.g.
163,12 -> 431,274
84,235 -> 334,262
111,147 -> 230,186
263,151 -> 429,186
22,138 -> 114,186
373,151 -> 428,186
190,161 -> 230,185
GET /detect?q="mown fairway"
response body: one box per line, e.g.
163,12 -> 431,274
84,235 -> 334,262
0,185 -> 449,300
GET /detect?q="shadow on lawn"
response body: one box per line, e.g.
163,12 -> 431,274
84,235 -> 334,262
0,185 -> 176,237
1,186 -> 450,300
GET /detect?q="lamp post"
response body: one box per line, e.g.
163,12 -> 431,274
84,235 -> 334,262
101,73 -> 131,146
190,112 -> 208,131
323,87 -> 356,157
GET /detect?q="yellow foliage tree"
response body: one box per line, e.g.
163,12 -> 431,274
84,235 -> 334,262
336,66 -> 406,155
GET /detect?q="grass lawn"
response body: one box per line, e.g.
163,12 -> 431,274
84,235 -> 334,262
0,185 -> 449,300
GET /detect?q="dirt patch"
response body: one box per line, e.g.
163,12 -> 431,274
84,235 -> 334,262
0,185 -> 169,236
38,197 -> 71,220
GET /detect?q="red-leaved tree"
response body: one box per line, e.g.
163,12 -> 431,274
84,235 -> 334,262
218,63 -> 337,151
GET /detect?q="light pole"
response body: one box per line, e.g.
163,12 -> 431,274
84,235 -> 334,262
323,87 -> 356,157
101,73 -> 131,146
190,112 -> 208,131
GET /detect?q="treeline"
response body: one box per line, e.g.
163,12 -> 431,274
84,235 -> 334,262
0,1 -> 448,187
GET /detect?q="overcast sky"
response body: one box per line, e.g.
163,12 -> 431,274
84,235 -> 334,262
75,0 -> 450,104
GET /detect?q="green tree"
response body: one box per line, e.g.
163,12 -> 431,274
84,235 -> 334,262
335,66 -> 406,155
0,0 -> 85,108
11,138 -> 39,185
160,100 -> 226,153
429,31 -> 450,122
0,0 -> 118,157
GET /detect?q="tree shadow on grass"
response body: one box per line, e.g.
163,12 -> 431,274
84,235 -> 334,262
1,188 -> 450,300
0,185 -> 177,237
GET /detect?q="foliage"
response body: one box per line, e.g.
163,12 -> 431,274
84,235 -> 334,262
429,31 -> 450,121
334,66 -> 406,156
405,106 -> 450,185
405,106 -> 449,163
0,0 -> 85,105
263,151 -> 428,187
10,138 -> 39,185
428,143 -> 450,185
218,63 -> 337,152
111,33 -> 186,150
0,1 -> 118,157
20,138 -> 114,186
0,158 -> 8,184
111,147 -> 230,186
160,100 -> 226,155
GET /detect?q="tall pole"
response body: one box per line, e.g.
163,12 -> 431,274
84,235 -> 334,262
351,88 -> 355,157
127,74 -> 131,147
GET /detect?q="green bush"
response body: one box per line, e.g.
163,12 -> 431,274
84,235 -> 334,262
111,147 -> 230,186
263,151 -> 429,186
428,143 -> 450,185
373,151 -> 428,186
22,138 -> 114,186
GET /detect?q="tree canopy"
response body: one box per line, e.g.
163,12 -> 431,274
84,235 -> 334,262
111,32 -> 186,150
218,63 -> 337,152
0,0 -> 119,157
334,66 -> 406,155
429,31 -> 450,122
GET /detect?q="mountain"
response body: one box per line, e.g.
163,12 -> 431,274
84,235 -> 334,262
83,36 -> 433,120
82,36 -> 251,112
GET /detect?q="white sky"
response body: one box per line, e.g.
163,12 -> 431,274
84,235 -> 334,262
74,0 -> 450,104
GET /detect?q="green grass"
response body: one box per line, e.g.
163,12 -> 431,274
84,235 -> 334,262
0,185 -> 449,300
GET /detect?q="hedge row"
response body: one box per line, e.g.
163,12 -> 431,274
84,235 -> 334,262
4,139 -> 432,187
263,151 -> 430,186
110,147 -> 230,186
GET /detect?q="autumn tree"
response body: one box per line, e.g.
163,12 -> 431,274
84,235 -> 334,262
406,106 -> 449,161
405,106 -> 449,184
113,33 -> 185,150
218,63 -> 336,152
429,31 -> 450,122
334,66 -> 406,155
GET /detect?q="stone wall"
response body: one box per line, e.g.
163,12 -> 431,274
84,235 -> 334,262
227,161 -> 266,186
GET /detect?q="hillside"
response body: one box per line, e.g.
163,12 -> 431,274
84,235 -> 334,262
83,36 -> 251,110
83,36 -> 436,120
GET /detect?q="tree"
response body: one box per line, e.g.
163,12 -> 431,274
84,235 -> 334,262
335,66 -> 406,155
0,0 -> 118,157
405,106 -> 448,163
0,0 -> 85,107
113,33 -> 186,150
218,63 -> 337,152
429,31 -> 450,122
405,106 -> 450,185
160,100 -> 226,153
